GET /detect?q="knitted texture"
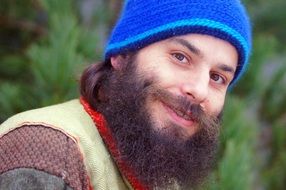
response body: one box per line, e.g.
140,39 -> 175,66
0,125 -> 90,190
105,0 -> 252,86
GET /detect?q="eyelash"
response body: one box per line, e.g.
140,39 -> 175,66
172,52 -> 228,86
171,52 -> 189,64
210,72 -> 226,85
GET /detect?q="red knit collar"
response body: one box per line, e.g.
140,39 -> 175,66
80,97 -> 147,190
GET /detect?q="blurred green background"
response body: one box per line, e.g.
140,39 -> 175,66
0,0 -> 285,189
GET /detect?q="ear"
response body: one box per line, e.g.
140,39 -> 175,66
110,55 -> 127,70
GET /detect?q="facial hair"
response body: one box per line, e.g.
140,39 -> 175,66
96,59 -> 221,190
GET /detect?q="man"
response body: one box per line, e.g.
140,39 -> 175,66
0,0 -> 251,189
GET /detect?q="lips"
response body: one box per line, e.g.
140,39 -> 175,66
171,107 -> 194,121
161,100 -> 197,126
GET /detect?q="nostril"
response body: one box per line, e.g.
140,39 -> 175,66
186,92 -> 196,100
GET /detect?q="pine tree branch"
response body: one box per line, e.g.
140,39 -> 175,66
0,15 -> 46,36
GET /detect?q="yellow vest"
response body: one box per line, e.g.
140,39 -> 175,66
0,99 -> 132,190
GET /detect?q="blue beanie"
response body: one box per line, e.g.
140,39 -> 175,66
105,0 -> 252,86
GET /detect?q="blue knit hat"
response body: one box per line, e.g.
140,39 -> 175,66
105,0 -> 252,85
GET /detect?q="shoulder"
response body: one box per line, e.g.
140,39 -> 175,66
0,99 -> 94,139
0,100 -> 121,189
1,99 -> 85,129
0,124 -> 90,190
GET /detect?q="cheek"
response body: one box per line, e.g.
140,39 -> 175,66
143,61 -> 179,88
143,95 -> 165,129
205,93 -> 226,117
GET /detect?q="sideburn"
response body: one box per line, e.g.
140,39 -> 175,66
80,60 -> 112,109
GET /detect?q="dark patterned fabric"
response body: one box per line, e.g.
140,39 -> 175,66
0,125 -> 89,190
0,168 -> 73,190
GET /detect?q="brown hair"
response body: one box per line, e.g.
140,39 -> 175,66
80,53 -> 136,109
80,59 -> 112,109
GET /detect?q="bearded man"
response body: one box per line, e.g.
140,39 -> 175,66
0,0 -> 252,189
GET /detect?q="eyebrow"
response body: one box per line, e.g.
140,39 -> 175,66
168,37 -> 236,74
168,38 -> 203,57
217,64 -> 235,74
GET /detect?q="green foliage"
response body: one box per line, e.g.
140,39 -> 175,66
220,96 -> 258,150
260,61 -> 286,122
233,35 -> 278,97
0,0 -> 37,19
1,0 -> 286,190
263,119 -> 286,190
27,0 -> 84,105
0,55 -> 30,79
0,0 -> 40,55
0,82 -> 31,122
201,96 -> 258,190
0,0 -> 104,122
211,141 -> 254,190
248,0 -> 286,50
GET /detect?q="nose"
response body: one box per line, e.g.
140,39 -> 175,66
181,71 -> 209,104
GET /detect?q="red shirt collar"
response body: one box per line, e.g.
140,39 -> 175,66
80,97 -> 147,190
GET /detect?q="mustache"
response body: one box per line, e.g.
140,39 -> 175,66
151,88 -> 219,130
98,67 -> 220,188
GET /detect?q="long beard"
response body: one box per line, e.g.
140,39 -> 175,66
96,60 -> 220,190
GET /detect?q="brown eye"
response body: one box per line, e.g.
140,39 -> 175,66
172,53 -> 188,63
210,73 -> 225,84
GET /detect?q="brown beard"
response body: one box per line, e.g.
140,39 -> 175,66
96,58 -> 221,190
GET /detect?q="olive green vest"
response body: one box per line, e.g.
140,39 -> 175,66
0,99 -> 132,190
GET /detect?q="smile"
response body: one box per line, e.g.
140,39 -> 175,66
161,101 -> 197,128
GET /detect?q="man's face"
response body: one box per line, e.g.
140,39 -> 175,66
131,34 -> 238,137
104,33 -> 238,188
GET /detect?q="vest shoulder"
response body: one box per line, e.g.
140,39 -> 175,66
0,100 -> 131,190
0,99 -> 93,136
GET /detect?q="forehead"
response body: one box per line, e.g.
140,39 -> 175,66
138,34 -> 238,67
163,34 -> 237,54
